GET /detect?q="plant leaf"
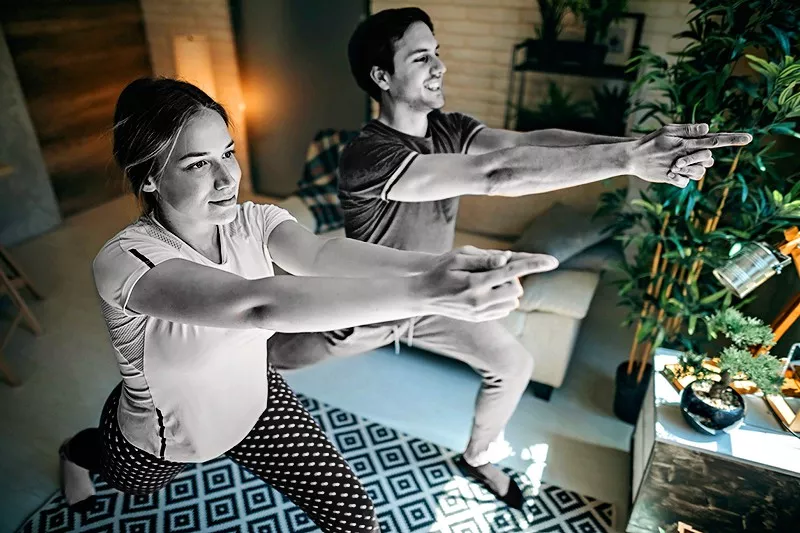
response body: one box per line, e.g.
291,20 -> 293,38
700,289 -> 728,305
766,24 -> 792,56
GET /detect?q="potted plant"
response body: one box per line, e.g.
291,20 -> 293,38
516,81 -> 595,132
567,0 -> 629,67
589,84 -> 630,136
528,0 -> 586,66
597,0 -> 800,424
673,308 -> 783,435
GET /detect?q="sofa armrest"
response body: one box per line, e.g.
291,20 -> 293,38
276,195 -> 317,233
518,270 -> 601,318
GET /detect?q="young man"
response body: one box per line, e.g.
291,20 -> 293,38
268,7 -> 752,509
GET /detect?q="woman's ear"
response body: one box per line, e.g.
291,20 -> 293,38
141,176 -> 157,194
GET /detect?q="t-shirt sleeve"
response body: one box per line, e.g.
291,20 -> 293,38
338,135 -> 419,202
444,111 -> 486,154
239,201 -> 298,248
92,229 -> 184,317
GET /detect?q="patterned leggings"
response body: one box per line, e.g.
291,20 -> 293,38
92,366 -> 379,533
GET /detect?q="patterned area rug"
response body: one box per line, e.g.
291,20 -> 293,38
18,394 -> 615,533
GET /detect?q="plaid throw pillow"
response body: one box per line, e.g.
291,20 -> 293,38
297,129 -> 360,233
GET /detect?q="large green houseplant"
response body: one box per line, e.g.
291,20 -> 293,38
599,0 -> 800,422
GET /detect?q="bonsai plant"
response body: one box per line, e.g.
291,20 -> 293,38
672,308 -> 783,434
596,0 -> 800,423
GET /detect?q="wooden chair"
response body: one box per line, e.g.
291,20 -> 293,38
0,162 -> 44,386
0,245 -> 44,386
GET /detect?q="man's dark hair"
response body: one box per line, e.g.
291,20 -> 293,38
348,7 -> 434,102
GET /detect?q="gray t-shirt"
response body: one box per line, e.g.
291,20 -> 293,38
338,109 -> 485,254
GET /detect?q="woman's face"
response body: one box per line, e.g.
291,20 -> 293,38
144,109 -> 241,226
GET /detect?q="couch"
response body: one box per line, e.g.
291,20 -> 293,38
265,130 -> 627,400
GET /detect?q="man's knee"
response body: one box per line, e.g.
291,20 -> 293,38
490,344 -> 534,383
267,332 -> 338,370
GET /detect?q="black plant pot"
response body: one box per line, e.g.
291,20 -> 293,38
613,361 -> 652,424
680,379 -> 746,435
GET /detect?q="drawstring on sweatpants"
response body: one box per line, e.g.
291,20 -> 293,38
392,325 -> 400,354
392,319 -> 416,354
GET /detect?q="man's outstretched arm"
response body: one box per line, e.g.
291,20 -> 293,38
467,128 -> 631,154
383,123 -> 751,202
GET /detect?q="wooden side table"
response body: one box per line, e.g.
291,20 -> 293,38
627,349 -> 800,532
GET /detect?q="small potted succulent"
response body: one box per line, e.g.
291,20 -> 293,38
672,308 -> 784,435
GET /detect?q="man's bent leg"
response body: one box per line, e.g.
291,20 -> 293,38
409,315 -> 534,462
268,321 -> 407,371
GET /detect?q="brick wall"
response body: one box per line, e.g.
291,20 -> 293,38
370,0 -> 693,129
138,0 -> 252,192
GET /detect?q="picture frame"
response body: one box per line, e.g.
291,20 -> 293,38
604,13 -> 645,67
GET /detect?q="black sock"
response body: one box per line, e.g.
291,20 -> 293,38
63,428 -> 102,473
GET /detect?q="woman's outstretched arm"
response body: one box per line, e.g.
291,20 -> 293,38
268,219 -> 438,277
125,246 -> 557,333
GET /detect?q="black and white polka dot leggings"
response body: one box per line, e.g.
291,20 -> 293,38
98,366 -> 380,533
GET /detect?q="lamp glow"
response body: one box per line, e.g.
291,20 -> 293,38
173,34 -> 217,100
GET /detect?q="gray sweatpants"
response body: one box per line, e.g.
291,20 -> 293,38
267,315 -> 534,462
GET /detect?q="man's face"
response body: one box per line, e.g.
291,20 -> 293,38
384,21 -> 446,111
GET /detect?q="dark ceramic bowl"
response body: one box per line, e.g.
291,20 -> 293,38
680,379 -> 746,436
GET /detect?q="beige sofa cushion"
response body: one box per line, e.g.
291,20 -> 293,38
511,202 -> 612,263
452,230 -> 513,251
517,312 -> 583,387
455,176 -> 628,239
497,309 -> 583,387
518,270 -> 601,318
275,195 -> 317,233
454,229 -> 601,320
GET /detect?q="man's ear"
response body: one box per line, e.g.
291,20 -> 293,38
369,65 -> 391,92
141,176 -> 157,194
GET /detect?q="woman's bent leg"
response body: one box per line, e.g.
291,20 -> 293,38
60,382 -> 187,510
59,429 -> 101,510
98,382 -> 186,495
227,366 -> 380,533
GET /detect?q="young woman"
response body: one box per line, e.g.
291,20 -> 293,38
58,77 -> 558,532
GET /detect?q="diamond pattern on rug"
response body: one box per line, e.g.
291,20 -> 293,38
17,394 -> 615,532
